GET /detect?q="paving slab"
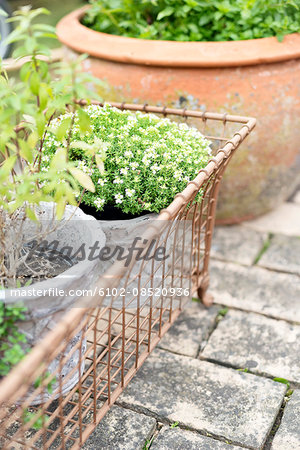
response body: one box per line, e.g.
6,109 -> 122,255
83,405 -> 156,449
258,234 -> 300,275
271,390 -> 300,450
119,348 -> 286,449
242,203 -> 300,236
201,310 -> 300,383
211,225 -> 266,266
209,260 -> 300,323
151,426 -> 244,450
158,303 -> 219,357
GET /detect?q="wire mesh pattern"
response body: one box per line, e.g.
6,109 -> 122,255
0,103 -> 255,449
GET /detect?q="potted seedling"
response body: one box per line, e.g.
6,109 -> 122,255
41,102 -> 212,305
57,0 -> 300,223
0,7 -> 106,404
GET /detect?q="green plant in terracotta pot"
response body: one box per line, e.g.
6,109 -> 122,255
57,0 -> 300,223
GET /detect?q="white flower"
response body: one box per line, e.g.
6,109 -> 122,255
115,193 -> 124,204
125,188 -> 136,197
98,178 -> 107,186
124,150 -> 133,158
174,170 -> 183,180
142,156 -> 151,166
43,103 -> 212,216
94,198 -> 105,208
151,164 -> 160,174
77,161 -> 94,176
130,162 -> 139,170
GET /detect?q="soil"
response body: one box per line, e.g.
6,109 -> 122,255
4,242 -> 77,288
79,202 -> 152,221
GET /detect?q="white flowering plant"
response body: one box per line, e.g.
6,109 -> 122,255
42,104 -> 212,215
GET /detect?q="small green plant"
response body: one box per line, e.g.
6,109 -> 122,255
22,371 -> 56,429
170,421 -> 179,428
273,377 -> 290,389
286,388 -> 294,398
143,436 -> 155,450
0,298 -> 56,430
42,104 -> 211,215
0,4 -> 102,419
0,6 -> 104,288
253,233 -> 273,265
0,300 -> 27,376
83,0 -> 300,42
218,307 -> 229,317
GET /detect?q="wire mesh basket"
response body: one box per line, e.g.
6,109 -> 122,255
0,103 -> 256,449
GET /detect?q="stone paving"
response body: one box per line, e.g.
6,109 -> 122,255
86,194 -> 300,449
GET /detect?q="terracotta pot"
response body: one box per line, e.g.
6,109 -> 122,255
57,7 -> 300,224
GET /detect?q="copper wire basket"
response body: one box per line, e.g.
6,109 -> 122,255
0,103 -> 256,449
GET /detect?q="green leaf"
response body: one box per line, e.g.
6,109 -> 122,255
27,131 -> 39,150
36,113 -> 46,138
50,147 -> 67,170
38,84 -> 50,111
77,108 -> 92,135
70,141 -> 94,152
19,140 -> 34,163
32,23 -> 56,33
55,199 -> 66,220
157,7 -> 174,21
30,71 -> 40,96
69,167 -> 95,193
53,117 -> 72,142
273,377 -> 290,388
95,155 -> 105,174
0,156 -> 17,179
218,307 -> 229,317
26,207 -> 38,221
19,62 -> 32,82
276,33 -> 284,42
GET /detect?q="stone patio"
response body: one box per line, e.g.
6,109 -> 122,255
84,194 -> 300,450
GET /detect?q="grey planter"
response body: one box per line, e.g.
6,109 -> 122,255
3,203 -> 106,404
99,213 -> 175,308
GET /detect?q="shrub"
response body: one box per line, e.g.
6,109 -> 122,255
0,6 -> 104,288
82,0 -> 300,42
42,104 -> 212,215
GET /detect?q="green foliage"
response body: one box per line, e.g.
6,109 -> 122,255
42,104 -> 211,215
0,300 -> 27,376
0,6 -> 105,286
143,436 -> 154,450
0,296 -> 56,429
0,7 -> 100,220
23,409 -> 48,430
83,0 -> 300,42
218,307 -> 229,317
273,377 -> 290,389
23,372 -> 56,429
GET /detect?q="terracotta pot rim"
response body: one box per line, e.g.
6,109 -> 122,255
57,6 -> 300,68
